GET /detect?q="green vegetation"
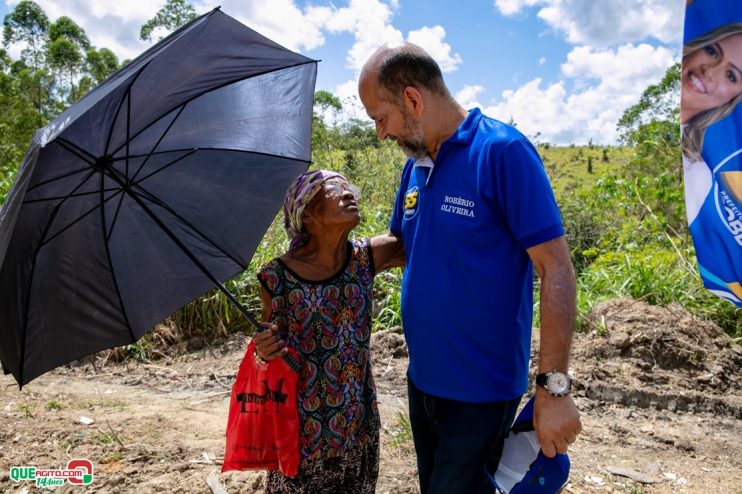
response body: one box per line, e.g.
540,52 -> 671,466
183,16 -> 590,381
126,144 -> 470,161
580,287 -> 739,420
18,402 -> 34,418
540,145 -> 634,197
0,3 -> 738,355
100,451 -> 124,463
45,399 -> 62,411
389,410 -> 413,448
94,431 -> 114,445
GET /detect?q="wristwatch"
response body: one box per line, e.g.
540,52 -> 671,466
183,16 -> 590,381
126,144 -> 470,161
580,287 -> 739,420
536,371 -> 572,397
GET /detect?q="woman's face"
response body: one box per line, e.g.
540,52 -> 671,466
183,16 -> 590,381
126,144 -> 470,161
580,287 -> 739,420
681,33 -> 742,122
304,179 -> 361,233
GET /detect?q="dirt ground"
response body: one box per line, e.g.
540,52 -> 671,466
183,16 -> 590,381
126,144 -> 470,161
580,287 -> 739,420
1,298 -> 740,493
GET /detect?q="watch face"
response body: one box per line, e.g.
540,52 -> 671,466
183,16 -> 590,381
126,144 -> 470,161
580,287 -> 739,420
547,372 -> 570,394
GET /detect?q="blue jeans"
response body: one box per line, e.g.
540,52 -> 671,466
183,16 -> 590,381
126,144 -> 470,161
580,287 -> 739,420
407,376 -> 521,494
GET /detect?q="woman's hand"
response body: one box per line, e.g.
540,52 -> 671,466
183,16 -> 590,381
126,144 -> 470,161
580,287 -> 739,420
252,322 -> 287,362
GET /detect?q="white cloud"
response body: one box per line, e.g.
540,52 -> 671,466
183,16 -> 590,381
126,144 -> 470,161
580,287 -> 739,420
211,0 -> 326,52
538,56 -> 546,65
539,0 -> 682,46
407,25 -> 462,73
561,43 -> 676,91
483,79 -> 570,141
7,0 -> 328,60
308,1 -> 461,74
455,85 -> 484,109
479,43 -> 676,144
493,0 -> 544,16
494,0 -> 683,46
308,0 -> 403,72
19,0 -> 158,60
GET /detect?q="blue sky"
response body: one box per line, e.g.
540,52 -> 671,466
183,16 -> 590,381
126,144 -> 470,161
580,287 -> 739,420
2,0 -> 685,144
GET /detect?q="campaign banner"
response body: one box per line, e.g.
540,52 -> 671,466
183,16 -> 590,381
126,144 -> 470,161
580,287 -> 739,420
682,0 -> 742,307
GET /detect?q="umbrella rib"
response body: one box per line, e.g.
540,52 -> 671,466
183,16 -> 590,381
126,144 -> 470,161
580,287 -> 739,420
56,138 -> 96,165
105,88 -> 129,157
128,181 -> 247,270
25,139 -> 97,199
129,148 -> 197,184
114,147 -> 310,270
99,173 -> 136,342
109,147 -> 308,271
107,60 -> 317,159
131,104 -> 188,182
110,148 -> 193,161
23,188 -> 121,204
106,189 -> 128,243
126,86 -> 131,177
104,62 -> 151,157
106,171 -> 260,330
18,200 -> 63,386
40,188 -> 124,248
26,165 -> 92,194
18,168 -> 100,384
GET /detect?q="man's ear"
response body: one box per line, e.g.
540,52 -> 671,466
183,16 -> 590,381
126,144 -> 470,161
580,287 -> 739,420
402,86 -> 424,117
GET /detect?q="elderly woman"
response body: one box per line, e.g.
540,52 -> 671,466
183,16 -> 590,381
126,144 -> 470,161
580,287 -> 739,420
252,169 -> 403,493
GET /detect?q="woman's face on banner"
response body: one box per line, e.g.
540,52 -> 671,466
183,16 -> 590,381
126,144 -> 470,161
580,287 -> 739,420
681,33 -> 742,122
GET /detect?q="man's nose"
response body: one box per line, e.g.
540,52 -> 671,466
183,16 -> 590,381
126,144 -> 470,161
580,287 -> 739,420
375,122 -> 387,140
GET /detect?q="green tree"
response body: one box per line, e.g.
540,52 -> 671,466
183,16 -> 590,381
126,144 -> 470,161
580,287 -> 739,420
85,47 -> 118,83
0,51 -> 44,204
617,63 -> 680,147
312,90 -> 342,152
48,16 -> 89,50
2,0 -> 49,70
47,16 -> 90,102
314,90 -> 342,115
140,0 -> 197,42
615,63 -> 683,230
2,0 -> 52,124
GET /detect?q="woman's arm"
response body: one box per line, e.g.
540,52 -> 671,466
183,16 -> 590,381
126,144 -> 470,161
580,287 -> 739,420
259,286 -> 272,322
370,232 -> 405,272
252,287 -> 286,362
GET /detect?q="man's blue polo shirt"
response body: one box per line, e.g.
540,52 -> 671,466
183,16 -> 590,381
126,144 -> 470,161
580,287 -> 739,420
390,108 -> 564,402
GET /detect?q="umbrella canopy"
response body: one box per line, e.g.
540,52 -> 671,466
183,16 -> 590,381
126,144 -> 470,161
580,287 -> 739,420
0,8 -> 317,386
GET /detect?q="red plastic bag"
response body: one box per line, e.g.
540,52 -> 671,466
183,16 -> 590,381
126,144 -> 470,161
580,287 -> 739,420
222,340 -> 301,476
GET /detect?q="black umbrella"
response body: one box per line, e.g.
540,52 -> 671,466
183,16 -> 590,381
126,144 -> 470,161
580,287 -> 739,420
0,8 -> 317,386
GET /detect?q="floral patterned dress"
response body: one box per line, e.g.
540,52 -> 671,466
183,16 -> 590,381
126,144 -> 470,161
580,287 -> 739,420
257,239 -> 380,494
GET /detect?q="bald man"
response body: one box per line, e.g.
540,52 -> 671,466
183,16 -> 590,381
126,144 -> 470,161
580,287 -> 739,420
359,43 -> 581,494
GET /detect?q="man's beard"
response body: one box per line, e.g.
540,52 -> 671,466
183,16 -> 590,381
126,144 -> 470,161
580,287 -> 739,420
394,112 -> 428,159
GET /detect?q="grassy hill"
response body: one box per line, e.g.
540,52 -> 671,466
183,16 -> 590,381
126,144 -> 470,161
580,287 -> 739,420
539,145 -> 635,197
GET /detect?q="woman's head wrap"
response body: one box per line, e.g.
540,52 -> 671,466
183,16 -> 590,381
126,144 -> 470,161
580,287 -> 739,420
282,169 -> 347,250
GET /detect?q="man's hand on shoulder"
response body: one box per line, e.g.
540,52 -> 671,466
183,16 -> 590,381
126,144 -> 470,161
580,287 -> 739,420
533,388 -> 582,458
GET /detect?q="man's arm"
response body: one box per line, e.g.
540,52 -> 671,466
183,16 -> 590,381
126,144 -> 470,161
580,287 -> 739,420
370,232 -> 405,272
526,235 -> 582,458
